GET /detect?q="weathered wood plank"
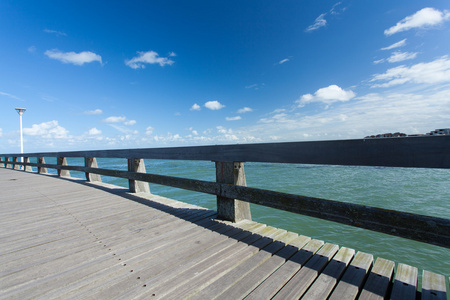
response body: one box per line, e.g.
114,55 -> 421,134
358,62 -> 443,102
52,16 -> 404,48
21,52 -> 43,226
421,270 -> 447,300
302,246 -> 355,299
215,161 -> 251,222
272,243 -> 339,299
359,257 -> 395,300
328,251 -> 374,300
244,239 -> 324,300
390,263 -> 419,299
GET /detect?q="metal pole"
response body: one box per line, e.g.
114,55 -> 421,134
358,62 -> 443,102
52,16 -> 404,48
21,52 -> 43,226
15,108 -> 26,168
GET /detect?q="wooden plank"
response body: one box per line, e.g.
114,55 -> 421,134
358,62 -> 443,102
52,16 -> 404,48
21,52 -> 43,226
244,239 -> 324,300
359,257 -> 395,300
390,263 -> 419,300
272,243 -> 339,299
421,270 -> 447,300
302,246 -> 355,299
328,251 -> 374,300
189,234 -> 309,300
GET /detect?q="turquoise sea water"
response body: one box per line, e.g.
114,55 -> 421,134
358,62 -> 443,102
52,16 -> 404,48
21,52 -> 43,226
39,157 -> 450,281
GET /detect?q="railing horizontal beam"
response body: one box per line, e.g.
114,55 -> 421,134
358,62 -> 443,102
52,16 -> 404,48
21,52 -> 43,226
2,135 -> 450,168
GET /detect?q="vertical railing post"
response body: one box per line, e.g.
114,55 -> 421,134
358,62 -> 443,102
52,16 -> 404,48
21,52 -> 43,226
57,157 -> 71,177
128,158 -> 150,193
38,157 -> 48,174
23,157 -> 32,172
12,157 -> 21,170
215,161 -> 252,222
4,157 -> 10,168
85,157 -> 101,182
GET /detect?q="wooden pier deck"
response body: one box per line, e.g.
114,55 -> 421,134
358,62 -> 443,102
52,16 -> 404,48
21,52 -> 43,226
0,168 -> 447,299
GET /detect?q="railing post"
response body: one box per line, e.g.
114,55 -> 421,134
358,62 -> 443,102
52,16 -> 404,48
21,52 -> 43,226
4,157 -> 11,168
23,157 -> 32,172
85,157 -> 101,182
38,157 -> 48,174
12,157 -> 21,170
127,158 -> 151,193
57,157 -> 71,177
215,161 -> 252,222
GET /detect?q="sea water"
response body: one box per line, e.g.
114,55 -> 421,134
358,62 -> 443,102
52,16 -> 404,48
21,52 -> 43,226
40,157 -> 450,280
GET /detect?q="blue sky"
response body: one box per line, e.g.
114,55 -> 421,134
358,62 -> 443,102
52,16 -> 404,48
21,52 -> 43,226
1,0 -> 450,152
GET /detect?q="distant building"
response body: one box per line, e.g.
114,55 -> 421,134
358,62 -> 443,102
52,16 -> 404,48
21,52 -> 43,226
427,128 -> 450,136
365,128 -> 449,138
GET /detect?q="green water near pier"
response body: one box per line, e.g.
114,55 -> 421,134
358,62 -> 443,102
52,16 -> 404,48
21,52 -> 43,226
41,157 -> 450,280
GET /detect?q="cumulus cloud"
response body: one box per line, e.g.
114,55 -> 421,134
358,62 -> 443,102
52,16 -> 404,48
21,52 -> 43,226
381,39 -> 407,50
297,85 -> 355,107
23,120 -> 69,139
371,56 -> 450,87
83,109 -> 103,115
237,107 -> 253,113
190,103 -> 201,111
204,100 -> 225,110
124,120 -> 136,125
125,51 -> 174,69
384,7 -> 450,36
145,126 -> 154,135
88,128 -> 102,135
226,116 -> 242,121
103,116 -> 126,123
45,49 -> 102,65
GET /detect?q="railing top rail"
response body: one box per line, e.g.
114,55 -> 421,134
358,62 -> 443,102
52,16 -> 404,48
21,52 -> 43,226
2,135 -> 450,168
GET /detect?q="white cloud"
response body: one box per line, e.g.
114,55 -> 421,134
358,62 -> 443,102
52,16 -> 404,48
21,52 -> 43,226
384,7 -> 450,36
45,49 -> 102,65
28,46 -> 36,53
237,107 -> 253,113
204,100 -> 225,110
88,128 -> 102,135
23,120 -> 69,139
306,13 -> 327,32
168,52 -> 177,57
387,51 -> 418,63
83,109 -> 103,115
44,29 -> 67,36
297,85 -> 356,107
125,51 -> 174,69
371,56 -> 450,87
305,2 -> 343,32
145,126 -> 154,135
0,128 -> 2,137
245,84 -> 258,89
124,120 -> 136,125
0,91 -> 22,101
381,39 -> 407,50
103,116 -> 126,123
279,58 -> 290,64
190,103 -> 201,111
226,116 -> 242,121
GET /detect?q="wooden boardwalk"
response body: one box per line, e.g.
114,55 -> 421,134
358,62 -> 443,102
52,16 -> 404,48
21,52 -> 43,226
0,168 -> 447,299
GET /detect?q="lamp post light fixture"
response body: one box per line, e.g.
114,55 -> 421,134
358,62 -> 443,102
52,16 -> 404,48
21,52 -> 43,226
15,108 -> 26,167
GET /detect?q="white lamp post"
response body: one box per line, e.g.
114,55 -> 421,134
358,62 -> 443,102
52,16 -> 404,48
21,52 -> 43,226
15,108 -> 26,166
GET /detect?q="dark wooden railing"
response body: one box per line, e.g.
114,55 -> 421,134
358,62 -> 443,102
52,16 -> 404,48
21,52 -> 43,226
1,136 -> 449,248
